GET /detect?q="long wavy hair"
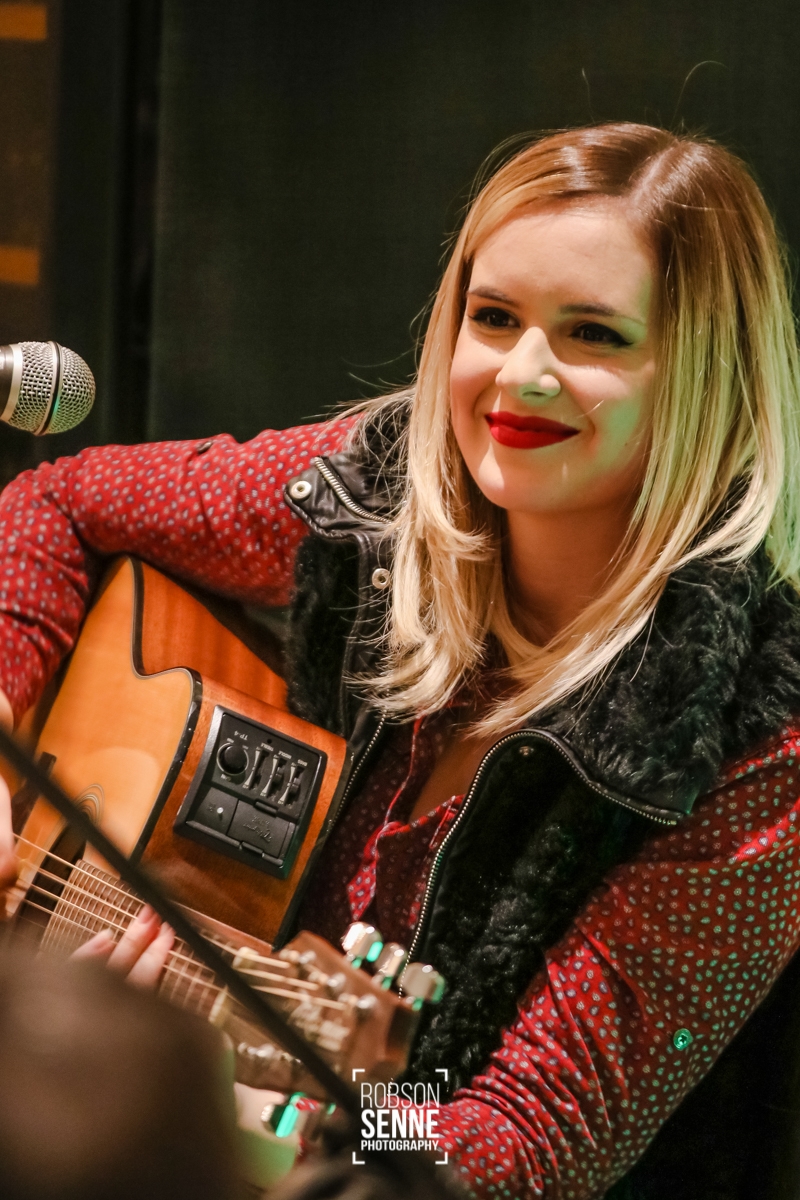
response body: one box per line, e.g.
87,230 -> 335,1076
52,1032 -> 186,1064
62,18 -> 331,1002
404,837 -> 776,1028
352,123 -> 800,734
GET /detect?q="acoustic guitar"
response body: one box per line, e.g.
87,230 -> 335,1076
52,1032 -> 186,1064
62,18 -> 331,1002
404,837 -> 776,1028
3,558 -> 443,1103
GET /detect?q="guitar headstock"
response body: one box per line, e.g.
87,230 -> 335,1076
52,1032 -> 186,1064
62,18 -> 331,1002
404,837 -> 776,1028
215,925 -> 444,1100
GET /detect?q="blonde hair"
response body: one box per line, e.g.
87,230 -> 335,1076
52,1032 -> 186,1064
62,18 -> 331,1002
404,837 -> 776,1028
354,123 -> 800,734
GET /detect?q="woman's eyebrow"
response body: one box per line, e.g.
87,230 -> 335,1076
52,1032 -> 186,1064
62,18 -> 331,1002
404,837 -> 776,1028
560,302 -> 645,327
467,286 -> 518,304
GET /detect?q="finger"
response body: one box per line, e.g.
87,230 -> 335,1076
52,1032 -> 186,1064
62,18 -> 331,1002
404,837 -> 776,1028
0,775 -> 19,893
126,922 -> 174,990
72,929 -> 116,960
106,904 -> 160,974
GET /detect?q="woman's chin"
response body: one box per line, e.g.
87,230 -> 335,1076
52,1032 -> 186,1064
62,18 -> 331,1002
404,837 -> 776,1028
469,457 -> 583,515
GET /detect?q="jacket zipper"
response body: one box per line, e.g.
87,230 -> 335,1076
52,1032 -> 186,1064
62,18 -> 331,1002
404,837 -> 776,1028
399,727 -> 677,987
336,712 -> 387,820
399,730 -> 533,989
312,457 -> 392,527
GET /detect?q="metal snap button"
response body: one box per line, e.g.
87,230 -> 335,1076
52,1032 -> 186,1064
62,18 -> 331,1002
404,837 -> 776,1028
196,440 -> 213,453
672,1028 -> 693,1050
288,479 -> 312,501
371,567 -> 391,590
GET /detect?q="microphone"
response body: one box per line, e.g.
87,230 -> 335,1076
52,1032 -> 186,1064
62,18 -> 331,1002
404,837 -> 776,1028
0,341 -> 95,434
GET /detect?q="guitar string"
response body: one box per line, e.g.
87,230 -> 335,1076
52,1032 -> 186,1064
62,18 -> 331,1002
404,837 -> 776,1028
13,838 -> 378,1004
21,874 -> 319,990
17,892 -> 347,1012
13,835 -> 292,969
23,895 -> 221,1014
19,899 -> 348,1012
23,861 -> 163,926
14,835 -> 296,972
25,878 -> 326,994
45,867 -> 133,959
19,868 -> 315,988
25,879 -> 232,975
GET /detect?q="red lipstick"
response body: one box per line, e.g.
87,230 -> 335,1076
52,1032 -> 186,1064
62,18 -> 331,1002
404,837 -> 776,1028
485,411 -> 579,449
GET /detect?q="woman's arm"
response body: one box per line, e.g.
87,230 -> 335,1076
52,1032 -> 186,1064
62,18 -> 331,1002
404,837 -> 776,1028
434,729 -> 800,1199
0,418 -> 353,722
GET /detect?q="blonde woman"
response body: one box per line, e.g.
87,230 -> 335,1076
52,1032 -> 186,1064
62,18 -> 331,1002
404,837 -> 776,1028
1,123 -> 800,1199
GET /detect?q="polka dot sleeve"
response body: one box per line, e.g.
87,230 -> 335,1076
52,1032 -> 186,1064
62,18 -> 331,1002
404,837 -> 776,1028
435,731 -> 800,1199
0,418 -> 354,722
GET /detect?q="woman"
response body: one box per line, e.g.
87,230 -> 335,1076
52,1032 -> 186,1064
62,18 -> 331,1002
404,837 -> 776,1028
1,123 -> 800,1199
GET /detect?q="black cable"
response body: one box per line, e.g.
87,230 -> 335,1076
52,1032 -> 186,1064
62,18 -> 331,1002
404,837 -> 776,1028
0,724 -> 361,1119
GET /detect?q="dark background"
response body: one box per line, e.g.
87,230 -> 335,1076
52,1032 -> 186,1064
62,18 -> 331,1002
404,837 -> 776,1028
2,0 -> 800,485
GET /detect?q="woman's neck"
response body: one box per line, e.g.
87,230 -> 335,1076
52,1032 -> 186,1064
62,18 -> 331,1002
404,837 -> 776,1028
505,501 -> 633,644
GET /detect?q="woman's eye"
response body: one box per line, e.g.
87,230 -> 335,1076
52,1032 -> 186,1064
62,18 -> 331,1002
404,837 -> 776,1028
572,322 -> 630,347
470,306 -> 517,330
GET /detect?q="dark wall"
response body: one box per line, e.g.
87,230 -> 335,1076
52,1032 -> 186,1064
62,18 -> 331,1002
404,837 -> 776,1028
0,0 -> 60,483
2,0 -> 800,469
147,0 -> 800,443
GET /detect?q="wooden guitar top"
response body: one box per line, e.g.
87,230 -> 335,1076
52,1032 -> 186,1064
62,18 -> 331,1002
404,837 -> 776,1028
12,558 -> 349,946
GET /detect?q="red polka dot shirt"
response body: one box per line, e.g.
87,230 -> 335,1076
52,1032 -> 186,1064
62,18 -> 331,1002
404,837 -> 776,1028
1,422 -> 800,1199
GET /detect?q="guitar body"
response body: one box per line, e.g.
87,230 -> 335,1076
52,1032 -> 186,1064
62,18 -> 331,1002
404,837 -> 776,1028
10,558 -> 350,946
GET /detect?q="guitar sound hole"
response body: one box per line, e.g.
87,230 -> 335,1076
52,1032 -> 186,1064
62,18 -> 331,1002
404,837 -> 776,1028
14,824 -> 86,949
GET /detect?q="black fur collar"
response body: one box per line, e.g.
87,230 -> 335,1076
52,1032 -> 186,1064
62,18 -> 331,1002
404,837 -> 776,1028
542,547 -> 800,814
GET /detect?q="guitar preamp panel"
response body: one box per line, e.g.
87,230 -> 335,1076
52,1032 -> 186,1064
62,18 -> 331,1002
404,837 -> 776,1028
174,707 -> 327,879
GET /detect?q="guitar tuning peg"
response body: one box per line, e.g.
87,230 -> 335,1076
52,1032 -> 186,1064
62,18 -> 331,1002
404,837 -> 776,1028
374,942 -> 407,988
341,992 -> 378,1022
324,971 -> 347,998
341,922 -> 383,968
295,950 -> 318,979
277,947 -> 318,977
401,962 -> 446,1009
354,993 -> 378,1021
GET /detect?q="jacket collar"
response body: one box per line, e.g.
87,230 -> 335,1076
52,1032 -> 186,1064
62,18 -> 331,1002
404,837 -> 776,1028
540,548 -> 800,816
286,455 -> 800,822
285,452 -> 393,538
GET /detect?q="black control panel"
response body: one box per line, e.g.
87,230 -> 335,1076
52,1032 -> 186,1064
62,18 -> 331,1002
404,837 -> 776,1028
174,708 -> 326,879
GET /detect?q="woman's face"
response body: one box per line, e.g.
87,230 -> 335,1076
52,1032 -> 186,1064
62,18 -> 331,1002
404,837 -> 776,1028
450,201 -> 657,520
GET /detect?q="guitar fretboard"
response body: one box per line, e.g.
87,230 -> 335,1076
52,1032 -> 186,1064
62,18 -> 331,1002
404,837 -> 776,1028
39,859 -> 226,1019
12,837 -> 413,1098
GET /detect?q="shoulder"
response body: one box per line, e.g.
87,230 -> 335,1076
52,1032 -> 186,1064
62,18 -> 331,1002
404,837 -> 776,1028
544,552 -> 800,819
282,397 -> 412,535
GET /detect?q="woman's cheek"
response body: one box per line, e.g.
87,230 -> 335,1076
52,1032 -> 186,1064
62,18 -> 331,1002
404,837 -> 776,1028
589,394 -> 647,469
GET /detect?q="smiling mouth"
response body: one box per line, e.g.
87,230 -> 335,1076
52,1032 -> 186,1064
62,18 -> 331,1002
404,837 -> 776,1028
485,411 -> 580,449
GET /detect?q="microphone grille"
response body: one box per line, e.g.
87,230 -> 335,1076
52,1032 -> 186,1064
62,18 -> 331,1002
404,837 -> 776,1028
9,342 -> 57,433
8,342 -> 95,434
49,345 -> 95,434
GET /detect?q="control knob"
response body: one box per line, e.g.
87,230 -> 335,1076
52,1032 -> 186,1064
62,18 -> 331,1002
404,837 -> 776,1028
217,741 -> 248,777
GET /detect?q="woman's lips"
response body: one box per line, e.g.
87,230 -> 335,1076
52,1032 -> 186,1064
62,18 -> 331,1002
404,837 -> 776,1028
485,411 -> 580,449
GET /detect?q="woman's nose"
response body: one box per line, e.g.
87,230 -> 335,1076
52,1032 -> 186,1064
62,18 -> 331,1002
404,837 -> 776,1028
495,327 -> 561,403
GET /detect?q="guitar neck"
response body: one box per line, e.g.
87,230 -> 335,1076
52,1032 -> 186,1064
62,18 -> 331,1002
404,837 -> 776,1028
15,849 -> 424,1100
32,857 -> 232,1019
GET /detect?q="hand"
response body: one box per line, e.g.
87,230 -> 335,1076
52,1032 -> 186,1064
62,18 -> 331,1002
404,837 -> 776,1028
0,687 -> 20,897
0,774 -> 19,894
73,904 -> 175,989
